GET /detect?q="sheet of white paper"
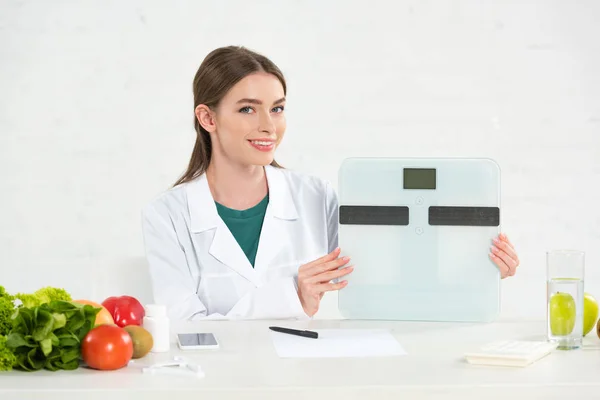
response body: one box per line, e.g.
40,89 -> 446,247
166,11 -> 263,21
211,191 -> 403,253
270,329 -> 407,358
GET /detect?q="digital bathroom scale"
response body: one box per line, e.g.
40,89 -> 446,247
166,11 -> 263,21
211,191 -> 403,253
337,157 -> 501,322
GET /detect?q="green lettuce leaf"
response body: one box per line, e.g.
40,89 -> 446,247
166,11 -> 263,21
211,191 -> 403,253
6,298 -> 100,372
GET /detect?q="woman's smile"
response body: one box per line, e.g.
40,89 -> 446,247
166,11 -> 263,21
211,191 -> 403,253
248,138 -> 276,152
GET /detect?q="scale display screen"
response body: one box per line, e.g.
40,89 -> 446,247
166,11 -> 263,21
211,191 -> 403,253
403,168 -> 436,189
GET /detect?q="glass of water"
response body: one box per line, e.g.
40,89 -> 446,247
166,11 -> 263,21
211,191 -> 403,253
546,249 -> 585,350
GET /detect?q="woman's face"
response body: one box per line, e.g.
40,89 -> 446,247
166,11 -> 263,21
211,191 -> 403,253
201,72 -> 286,168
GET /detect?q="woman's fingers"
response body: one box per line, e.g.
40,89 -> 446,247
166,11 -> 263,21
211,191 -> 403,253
489,253 -> 511,278
315,280 -> 349,293
499,232 -> 514,248
301,248 -> 345,275
493,237 -> 519,267
304,255 -> 350,277
308,265 -> 354,284
498,233 -> 519,259
303,247 -> 341,269
489,248 -> 516,277
316,256 -> 351,274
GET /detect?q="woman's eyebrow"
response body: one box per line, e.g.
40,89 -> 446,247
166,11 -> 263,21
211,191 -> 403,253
236,97 -> 286,105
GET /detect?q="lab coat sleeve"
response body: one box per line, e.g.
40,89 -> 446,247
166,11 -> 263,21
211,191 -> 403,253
325,180 -> 340,253
142,202 -> 309,321
222,276 -> 308,320
141,202 -> 211,321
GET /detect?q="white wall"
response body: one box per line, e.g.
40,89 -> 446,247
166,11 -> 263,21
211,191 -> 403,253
1,0 -> 599,321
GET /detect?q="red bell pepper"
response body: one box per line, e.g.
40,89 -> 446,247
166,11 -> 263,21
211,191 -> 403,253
101,295 -> 145,327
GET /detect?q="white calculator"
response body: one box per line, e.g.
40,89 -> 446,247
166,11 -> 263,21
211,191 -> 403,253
464,340 -> 558,367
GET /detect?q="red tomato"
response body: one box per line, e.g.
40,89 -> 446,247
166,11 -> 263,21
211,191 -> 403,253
82,325 -> 133,370
101,296 -> 145,327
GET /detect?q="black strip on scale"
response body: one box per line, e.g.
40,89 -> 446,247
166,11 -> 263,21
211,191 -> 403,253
428,206 -> 500,226
339,206 -> 409,226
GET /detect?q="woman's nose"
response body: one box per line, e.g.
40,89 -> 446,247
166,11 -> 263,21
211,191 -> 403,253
258,111 -> 276,133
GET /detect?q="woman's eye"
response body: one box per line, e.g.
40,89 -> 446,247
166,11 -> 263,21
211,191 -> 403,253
239,105 -> 284,114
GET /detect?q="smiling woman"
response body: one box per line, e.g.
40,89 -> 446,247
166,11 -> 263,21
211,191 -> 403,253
141,46 -> 354,321
173,47 -> 288,190
141,45 -> 520,323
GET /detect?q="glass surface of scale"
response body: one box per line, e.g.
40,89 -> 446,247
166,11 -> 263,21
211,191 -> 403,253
337,157 -> 501,322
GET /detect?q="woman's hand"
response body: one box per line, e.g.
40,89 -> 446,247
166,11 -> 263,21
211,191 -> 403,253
297,247 -> 353,317
490,232 -> 520,278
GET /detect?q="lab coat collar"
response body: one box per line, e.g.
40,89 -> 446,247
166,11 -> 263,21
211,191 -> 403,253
264,164 -> 299,221
186,173 -> 219,233
185,165 -> 299,286
186,165 -> 298,233
253,165 -> 298,281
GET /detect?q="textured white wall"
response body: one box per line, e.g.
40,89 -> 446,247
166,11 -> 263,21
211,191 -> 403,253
1,0 -> 599,321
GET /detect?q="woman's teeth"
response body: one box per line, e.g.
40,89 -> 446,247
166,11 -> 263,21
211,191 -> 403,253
251,141 -> 273,146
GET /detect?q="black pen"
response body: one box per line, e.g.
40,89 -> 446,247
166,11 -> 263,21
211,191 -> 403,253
269,326 -> 319,339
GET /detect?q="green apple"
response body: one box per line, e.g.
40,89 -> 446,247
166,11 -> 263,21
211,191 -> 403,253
583,292 -> 599,336
549,292 -> 576,336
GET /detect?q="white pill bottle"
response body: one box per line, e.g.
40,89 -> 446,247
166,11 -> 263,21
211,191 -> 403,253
143,304 -> 171,353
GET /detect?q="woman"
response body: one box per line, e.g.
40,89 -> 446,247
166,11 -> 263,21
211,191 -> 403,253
141,46 -> 520,321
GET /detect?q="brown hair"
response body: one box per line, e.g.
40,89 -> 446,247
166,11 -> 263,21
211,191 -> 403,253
173,46 -> 286,187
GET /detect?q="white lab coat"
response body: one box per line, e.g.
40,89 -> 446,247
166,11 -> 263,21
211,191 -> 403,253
141,165 -> 339,321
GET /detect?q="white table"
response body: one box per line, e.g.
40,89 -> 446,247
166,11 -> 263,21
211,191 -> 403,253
2,317 -> 600,399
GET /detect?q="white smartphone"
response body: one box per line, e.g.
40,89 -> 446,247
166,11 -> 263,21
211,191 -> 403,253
176,333 -> 220,350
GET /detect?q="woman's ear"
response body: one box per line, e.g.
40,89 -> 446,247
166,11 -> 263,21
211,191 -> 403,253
195,104 -> 216,133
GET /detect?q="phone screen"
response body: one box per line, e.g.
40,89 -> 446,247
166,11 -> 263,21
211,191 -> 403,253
178,333 -> 218,347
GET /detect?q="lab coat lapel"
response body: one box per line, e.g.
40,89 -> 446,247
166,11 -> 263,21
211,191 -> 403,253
209,220 -> 258,284
186,174 -> 258,285
253,165 -> 299,279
